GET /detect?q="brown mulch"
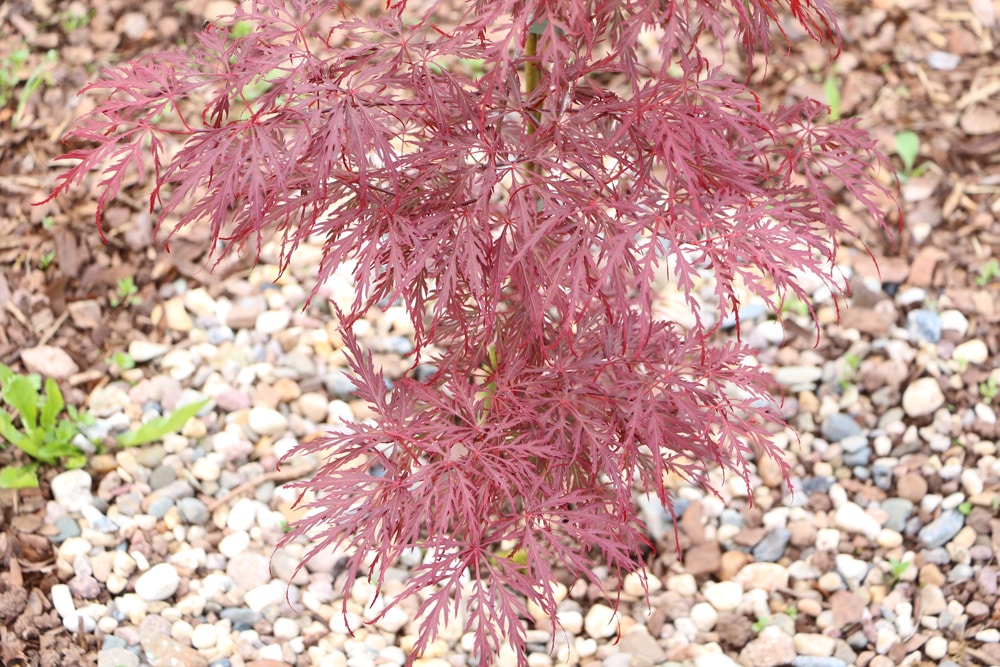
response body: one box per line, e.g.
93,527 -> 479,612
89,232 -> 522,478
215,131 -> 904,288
0,0 -> 997,665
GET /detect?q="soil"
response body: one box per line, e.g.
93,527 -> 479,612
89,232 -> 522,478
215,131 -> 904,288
0,0 -> 998,665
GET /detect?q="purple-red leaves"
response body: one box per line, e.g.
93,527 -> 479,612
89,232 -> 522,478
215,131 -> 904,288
44,0 -> 892,664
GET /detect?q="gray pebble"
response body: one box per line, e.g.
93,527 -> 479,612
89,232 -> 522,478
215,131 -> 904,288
906,309 -> 941,344
839,435 -> 868,454
881,499 -> 914,533
178,497 -> 210,524
149,479 -> 194,501
52,516 -> 81,543
801,477 -> 834,494
116,493 -> 143,516
149,465 -> 177,490
220,607 -> 262,626
919,510 -> 965,549
324,370 -> 358,396
843,446 -> 872,467
871,462 -> 894,491
637,495 -> 688,541
133,444 -> 167,469
822,414 -> 862,442
753,528 -> 791,562
719,508 -> 745,527
101,636 -> 128,650
924,547 -> 951,565
147,497 -> 175,519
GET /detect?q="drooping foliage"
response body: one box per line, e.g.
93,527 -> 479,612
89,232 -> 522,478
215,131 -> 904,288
44,0 -> 893,663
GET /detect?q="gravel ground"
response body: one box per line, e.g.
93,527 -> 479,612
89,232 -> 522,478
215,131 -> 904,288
28,233 -> 998,667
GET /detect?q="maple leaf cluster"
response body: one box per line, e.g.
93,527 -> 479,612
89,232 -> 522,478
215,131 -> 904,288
44,0 -> 894,663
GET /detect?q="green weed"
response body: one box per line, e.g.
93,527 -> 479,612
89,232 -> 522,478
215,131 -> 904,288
886,557 -> 911,588
894,131 -> 929,182
980,375 -> 998,403
0,364 -> 208,488
0,364 -> 90,488
975,259 -> 1000,287
110,277 -> 141,307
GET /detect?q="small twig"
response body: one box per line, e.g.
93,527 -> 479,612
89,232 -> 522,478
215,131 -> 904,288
37,310 -> 70,346
206,463 -> 315,513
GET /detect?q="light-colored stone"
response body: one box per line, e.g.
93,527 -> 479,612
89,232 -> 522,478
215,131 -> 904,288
703,580 -> 743,612
689,602 -> 719,632
51,470 -> 94,513
583,604 -> 619,639
135,563 -> 180,601
21,345 -> 79,379
834,502 -> 883,540
735,563 -> 789,593
190,623 -> 218,649
248,406 -> 289,436
953,339 -> 989,365
739,626 -> 796,667
902,377 -> 945,417
924,635 -> 948,660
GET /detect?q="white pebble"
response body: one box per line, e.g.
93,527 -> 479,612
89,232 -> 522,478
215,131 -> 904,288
219,531 -> 252,558
273,617 -> 301,640
128,341 -> 169,362
667,573 -> 697,596
245,580 -> 297,611
818,572 -> 844,593
298,393 -> 330,422
135,563 -> 180,601
902,377 -> 945,417
835,554 -> 870,583
51,584 -> 78,627
816,528 -> 841,551
702,581 -> 743,612
689,602 -> 718,632
373,606 -> 409,633
50,470 -> 94,513
877,529 -> 903,549
256,310 -> 292,334
583,604 -> 619,638
248,406 -> 289,436
258,643 -> 286,660
191,456 -> 222,481
834,502 -> 883,540
227,498 -> 261,532
114,594 -> 148,624
976,629 -> 1000,642
876,626 -> 900,655
939,310 -> 969,336
924,635 -> 948,659
574,637 -> 598,657
961,469 -> 984,496
556,610 -> 583,635
953,339 -> 989,365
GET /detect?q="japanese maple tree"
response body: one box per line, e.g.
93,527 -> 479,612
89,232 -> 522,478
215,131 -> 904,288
43,0 -> 892,663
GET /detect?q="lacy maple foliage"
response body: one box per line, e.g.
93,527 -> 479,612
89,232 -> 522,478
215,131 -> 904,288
44,0 -> 894,663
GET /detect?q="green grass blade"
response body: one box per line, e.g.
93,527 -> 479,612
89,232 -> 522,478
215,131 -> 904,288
116,399 -> 209,447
